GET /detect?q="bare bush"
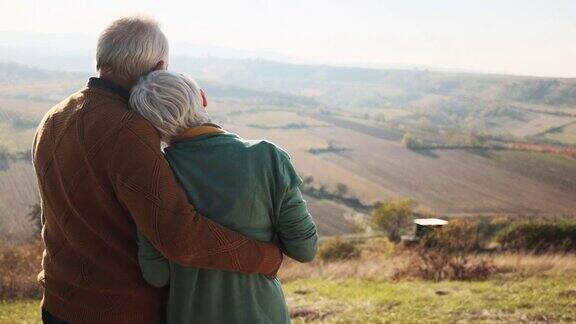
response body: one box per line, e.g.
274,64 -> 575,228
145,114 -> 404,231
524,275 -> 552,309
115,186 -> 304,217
394,220 -> 497,281
0,239 -> 43,299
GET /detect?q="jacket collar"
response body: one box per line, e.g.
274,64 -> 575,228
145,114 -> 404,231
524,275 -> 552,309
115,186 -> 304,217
170,123 -> 225,144
86,77 -> 130,101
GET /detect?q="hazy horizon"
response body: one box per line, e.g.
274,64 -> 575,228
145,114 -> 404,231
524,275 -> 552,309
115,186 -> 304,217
1,0 -> 576,78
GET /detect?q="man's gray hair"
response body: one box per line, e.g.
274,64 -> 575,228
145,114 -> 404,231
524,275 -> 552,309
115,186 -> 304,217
96,16 -> 169,79
130,71 -> 211,141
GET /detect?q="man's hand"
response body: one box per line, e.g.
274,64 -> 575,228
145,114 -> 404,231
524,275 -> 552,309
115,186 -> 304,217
256,242 -> 284,278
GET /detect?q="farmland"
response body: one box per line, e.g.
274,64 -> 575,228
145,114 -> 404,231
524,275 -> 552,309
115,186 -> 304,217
225,109 -> 576,215
545,122 -> 576,145
1,59 -> 576,240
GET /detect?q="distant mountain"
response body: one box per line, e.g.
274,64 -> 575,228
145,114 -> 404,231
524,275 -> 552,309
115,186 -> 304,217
0,31 -> 294,73
0,61 -> 85,83
170,57 -> 576,109
2,31 -> 576,111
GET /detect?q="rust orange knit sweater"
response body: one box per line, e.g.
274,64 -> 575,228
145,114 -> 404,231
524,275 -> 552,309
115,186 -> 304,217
32,79 -> 282,324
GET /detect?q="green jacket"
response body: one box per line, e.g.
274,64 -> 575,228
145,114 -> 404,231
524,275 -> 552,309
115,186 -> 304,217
137,130 -> 318,324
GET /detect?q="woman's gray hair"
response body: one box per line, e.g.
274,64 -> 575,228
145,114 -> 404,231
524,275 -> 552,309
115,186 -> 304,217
130,71 -> 211,141
96,16 -> 169,79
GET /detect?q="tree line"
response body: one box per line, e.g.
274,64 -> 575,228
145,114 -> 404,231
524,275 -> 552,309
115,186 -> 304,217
0,146 -> 32,171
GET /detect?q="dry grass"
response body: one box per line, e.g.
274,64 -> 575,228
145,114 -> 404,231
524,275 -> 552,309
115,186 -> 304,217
0,239 -> 576,323
280,250 -> 576,283
1,233 -> 576,301
492,253 -> 576,277
280,257 -> 394,283
0,162 -> 38,242
0,240 -> 42,300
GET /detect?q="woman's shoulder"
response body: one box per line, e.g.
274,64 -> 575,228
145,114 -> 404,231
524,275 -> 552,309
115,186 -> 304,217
238,138 -> 292,162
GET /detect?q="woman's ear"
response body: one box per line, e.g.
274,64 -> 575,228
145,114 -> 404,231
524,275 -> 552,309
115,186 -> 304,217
200,89 -> 208,111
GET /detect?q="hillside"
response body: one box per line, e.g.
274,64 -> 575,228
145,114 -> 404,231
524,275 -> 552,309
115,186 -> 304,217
224,109 -> 576,215
1,60 -> 576,240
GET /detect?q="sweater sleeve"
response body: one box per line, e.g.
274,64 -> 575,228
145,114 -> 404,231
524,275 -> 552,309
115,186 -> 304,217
275,156 -> 319,263
137,231 -> 170,288
110,116 -> 282,276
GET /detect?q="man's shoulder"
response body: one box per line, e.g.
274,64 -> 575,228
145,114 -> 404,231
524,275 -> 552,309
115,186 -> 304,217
78,87 -> 157,134
35,89 -> 88,140
42,88 -> 127,122
41,88 -> 159,144
43,89 -> 87,118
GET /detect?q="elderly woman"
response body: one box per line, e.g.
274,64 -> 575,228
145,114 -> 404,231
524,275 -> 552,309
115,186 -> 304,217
130,71 -> 318,324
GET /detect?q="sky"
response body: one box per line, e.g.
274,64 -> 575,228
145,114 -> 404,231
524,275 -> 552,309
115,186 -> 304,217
1,0 -> 575,77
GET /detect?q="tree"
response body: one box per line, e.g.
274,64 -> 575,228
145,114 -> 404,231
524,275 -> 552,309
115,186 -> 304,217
375,113 -> 386,123
0,145 -> 9,171
302,175 -> 314,186
463,132 -> 484,147
401,133 -> 420,149
335,183 -> 348,197
28,203 -> 42,237
371,198 -> 416,242
318,185 -> 328,197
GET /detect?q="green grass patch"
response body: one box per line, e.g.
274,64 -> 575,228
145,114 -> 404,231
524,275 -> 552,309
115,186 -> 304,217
2,277 -> 576,323
286,278 -> 576,323
0,300 -> 40,324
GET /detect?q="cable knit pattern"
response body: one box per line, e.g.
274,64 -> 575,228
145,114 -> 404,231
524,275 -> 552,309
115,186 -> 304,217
33,83 -> 282,324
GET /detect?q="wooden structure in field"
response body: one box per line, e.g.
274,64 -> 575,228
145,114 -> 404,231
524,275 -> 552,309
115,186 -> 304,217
414,218 -> 448,239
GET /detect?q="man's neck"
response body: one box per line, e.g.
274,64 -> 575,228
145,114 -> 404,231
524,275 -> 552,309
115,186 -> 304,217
98,71 -> 136,91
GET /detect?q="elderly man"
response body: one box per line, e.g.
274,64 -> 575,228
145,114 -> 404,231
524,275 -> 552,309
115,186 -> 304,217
33,16 -> 282,324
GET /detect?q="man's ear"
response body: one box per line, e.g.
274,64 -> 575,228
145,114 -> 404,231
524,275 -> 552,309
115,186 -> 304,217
200,89 -> 208,110
152,61 -> 166,72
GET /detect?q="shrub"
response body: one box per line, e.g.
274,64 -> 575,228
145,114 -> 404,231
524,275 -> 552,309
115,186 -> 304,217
474,215 -> 513,248
421,219 -> 478,252
394,220 -> 497,281
318,237 -> 360,262
345,213 -> 369,234
496,221 -> 576,253
360,237 -> 395,258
